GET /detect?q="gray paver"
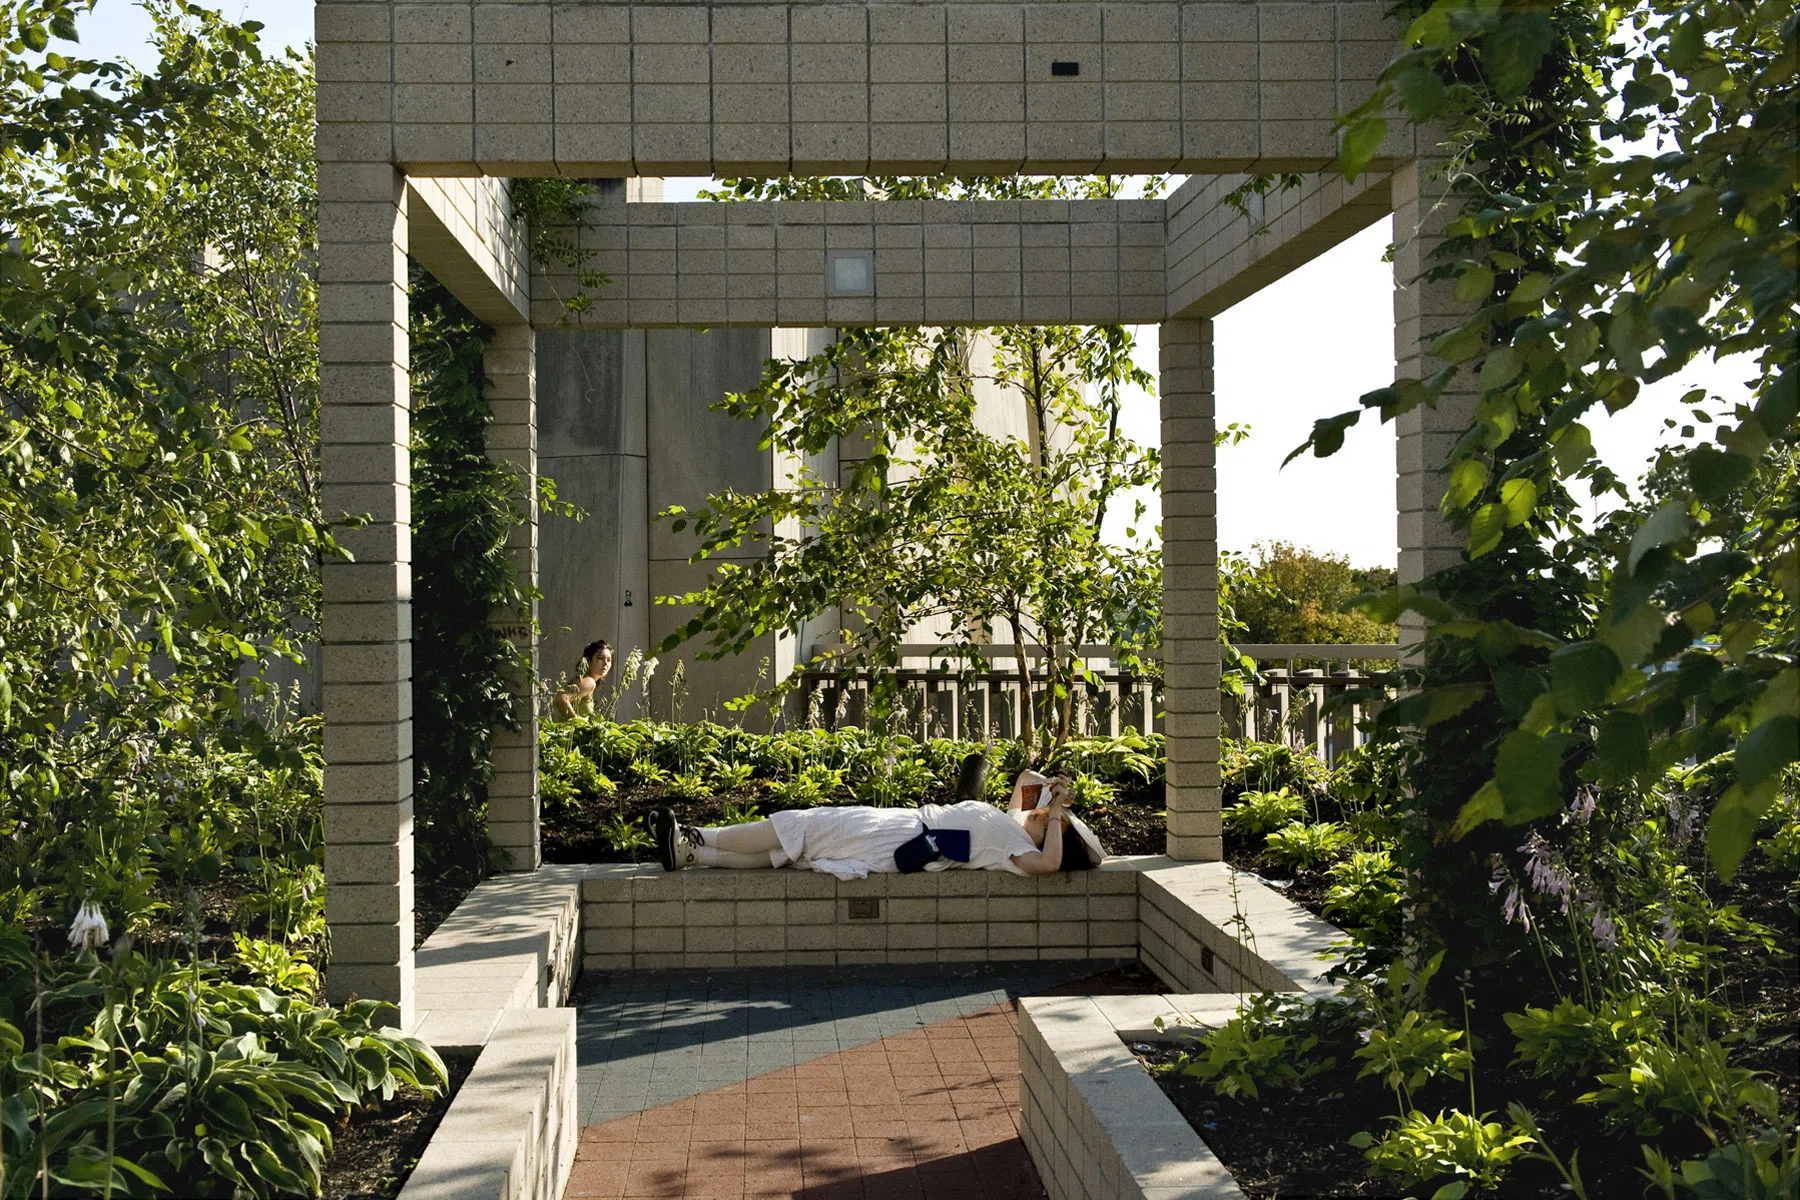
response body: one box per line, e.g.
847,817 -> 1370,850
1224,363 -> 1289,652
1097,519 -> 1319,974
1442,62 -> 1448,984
570,961 -> 1121,1124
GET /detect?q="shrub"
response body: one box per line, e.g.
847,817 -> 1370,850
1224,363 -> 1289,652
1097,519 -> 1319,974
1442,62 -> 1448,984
1355,1007 -> 1474,1103
1,955 -> 446,1199
666,771 -> 711,800
1222,788 -> 1306,837
1264,821 -> 1354,873
1046,733 -> 1164,786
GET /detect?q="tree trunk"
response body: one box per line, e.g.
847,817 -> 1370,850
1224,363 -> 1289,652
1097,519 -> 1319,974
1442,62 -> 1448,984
1011,607 -> 1036,753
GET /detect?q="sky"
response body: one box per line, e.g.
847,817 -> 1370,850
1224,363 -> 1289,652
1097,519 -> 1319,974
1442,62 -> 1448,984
75,0 -> 1736,571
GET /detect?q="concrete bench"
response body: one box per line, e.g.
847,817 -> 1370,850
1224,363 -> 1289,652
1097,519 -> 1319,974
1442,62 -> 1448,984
578,856 -> 1153,971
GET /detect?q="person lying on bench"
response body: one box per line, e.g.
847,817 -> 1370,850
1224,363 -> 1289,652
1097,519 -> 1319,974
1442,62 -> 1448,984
649,756 -> 1107,880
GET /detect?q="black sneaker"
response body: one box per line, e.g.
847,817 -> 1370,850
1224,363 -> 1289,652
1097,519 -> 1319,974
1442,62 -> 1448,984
954,752 -> 989,803
653,808 -> 705,870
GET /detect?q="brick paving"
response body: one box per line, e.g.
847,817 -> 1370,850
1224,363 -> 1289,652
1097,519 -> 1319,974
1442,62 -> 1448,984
563,964 -> 1119,1199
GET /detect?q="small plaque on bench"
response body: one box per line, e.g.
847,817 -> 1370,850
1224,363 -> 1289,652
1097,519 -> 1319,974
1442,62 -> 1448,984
847,898 -> 881,921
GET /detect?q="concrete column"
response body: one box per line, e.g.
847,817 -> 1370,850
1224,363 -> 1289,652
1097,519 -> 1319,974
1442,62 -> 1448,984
484,324 -> 541,871
317,156 -> 415,1016
1392,156 -> 1477,647
1159,319 -> 1222,861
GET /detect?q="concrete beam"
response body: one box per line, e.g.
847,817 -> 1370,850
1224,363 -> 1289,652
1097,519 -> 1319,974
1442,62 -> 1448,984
1166,170 -> 1392,318
318,0 -> 1416,179
531,198 -> 1167,328
405,177 -> 531,325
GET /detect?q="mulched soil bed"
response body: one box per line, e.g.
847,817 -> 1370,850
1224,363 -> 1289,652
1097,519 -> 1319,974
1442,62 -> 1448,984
320,1048 -> 478,1200
414,862 -> 483,947
542,780 -> 1171,864
1134,1034 -> 1730,1199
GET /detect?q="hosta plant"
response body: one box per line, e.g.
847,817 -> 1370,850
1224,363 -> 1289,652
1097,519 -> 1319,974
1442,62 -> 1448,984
1349,1109 -> 1536,1193
1222,788 -> 1306,837
1264,821 -> 1354,873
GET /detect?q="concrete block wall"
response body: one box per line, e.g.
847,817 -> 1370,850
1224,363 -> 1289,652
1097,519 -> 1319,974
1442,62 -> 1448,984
1392,150 -> 1478,647
369,0 -> 1411,177
1158,319 -> 1222,862
401,869 -> 585,1200
579,859 -> 1146,972
1137,861 -> 1342,995
1165,169 -> 1393,318
399,1008 -> 578,1200
1019,995 -> 1244,1200
485,325 -> 542,871
532,198 -> 1168,329
317,153 -> 417,1015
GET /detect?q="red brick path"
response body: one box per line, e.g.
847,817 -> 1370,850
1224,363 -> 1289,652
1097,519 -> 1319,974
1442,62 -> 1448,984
564,1002 -> 1047,1199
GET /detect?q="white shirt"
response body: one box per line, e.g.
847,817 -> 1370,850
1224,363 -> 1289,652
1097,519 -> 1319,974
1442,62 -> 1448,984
914,800 -> 1043,875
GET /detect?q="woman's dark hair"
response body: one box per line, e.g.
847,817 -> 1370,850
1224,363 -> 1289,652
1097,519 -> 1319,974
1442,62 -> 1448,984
1059,831 -> 1097,872
580,639 -> 610,670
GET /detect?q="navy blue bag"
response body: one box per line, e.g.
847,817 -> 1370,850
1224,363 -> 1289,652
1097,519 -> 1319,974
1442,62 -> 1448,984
893,827 -> 971,873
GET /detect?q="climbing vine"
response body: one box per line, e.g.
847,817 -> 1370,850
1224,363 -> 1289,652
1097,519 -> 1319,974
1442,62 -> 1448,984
408,272 -> 533,873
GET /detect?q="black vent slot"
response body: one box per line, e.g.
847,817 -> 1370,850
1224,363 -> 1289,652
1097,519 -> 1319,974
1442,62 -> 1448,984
1050,60 -> 1080,77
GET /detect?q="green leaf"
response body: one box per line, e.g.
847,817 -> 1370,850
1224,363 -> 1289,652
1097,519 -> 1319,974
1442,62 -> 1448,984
1602,601 -> 1665,667
1495,731 -> 1565,824
1483,13 -> 1556,98
1707,780 -> 1778,881
1443,457 -> 1488,510
1596,711 -> 1650,785
1433,326 -> 1485,364
1393,66 -> 1447,118
1452,779 -> 1506,838
1627,501 -> 1689,575
1549,641 -> 1621,714
1455,265 -> 1496,303
1468,503 -> 1506,558
1509,273 -> 1554,306
1340,116 -> 1388,182
1286,410 -> 1361,465
1499,477 -> 1537,524
1479,346 -> 1522,390
1425,684 -> 1486,726
1736,716 -> 1799,791
1549,423 -> 1592,475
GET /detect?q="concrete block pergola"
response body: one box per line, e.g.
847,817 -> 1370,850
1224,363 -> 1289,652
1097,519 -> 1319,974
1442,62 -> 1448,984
316,1 -> 1474,1021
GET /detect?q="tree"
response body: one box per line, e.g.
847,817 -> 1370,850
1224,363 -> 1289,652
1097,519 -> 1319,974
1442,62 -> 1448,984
0,0 -> 331,914
660,177 -> 1162,754
1227,541 -> 1399,646
1290,0 -> 1795,973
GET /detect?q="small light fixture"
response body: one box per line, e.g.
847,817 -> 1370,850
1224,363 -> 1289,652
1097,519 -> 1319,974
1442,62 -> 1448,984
1051,60 -> 1080,76
826,249 -> 874,297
